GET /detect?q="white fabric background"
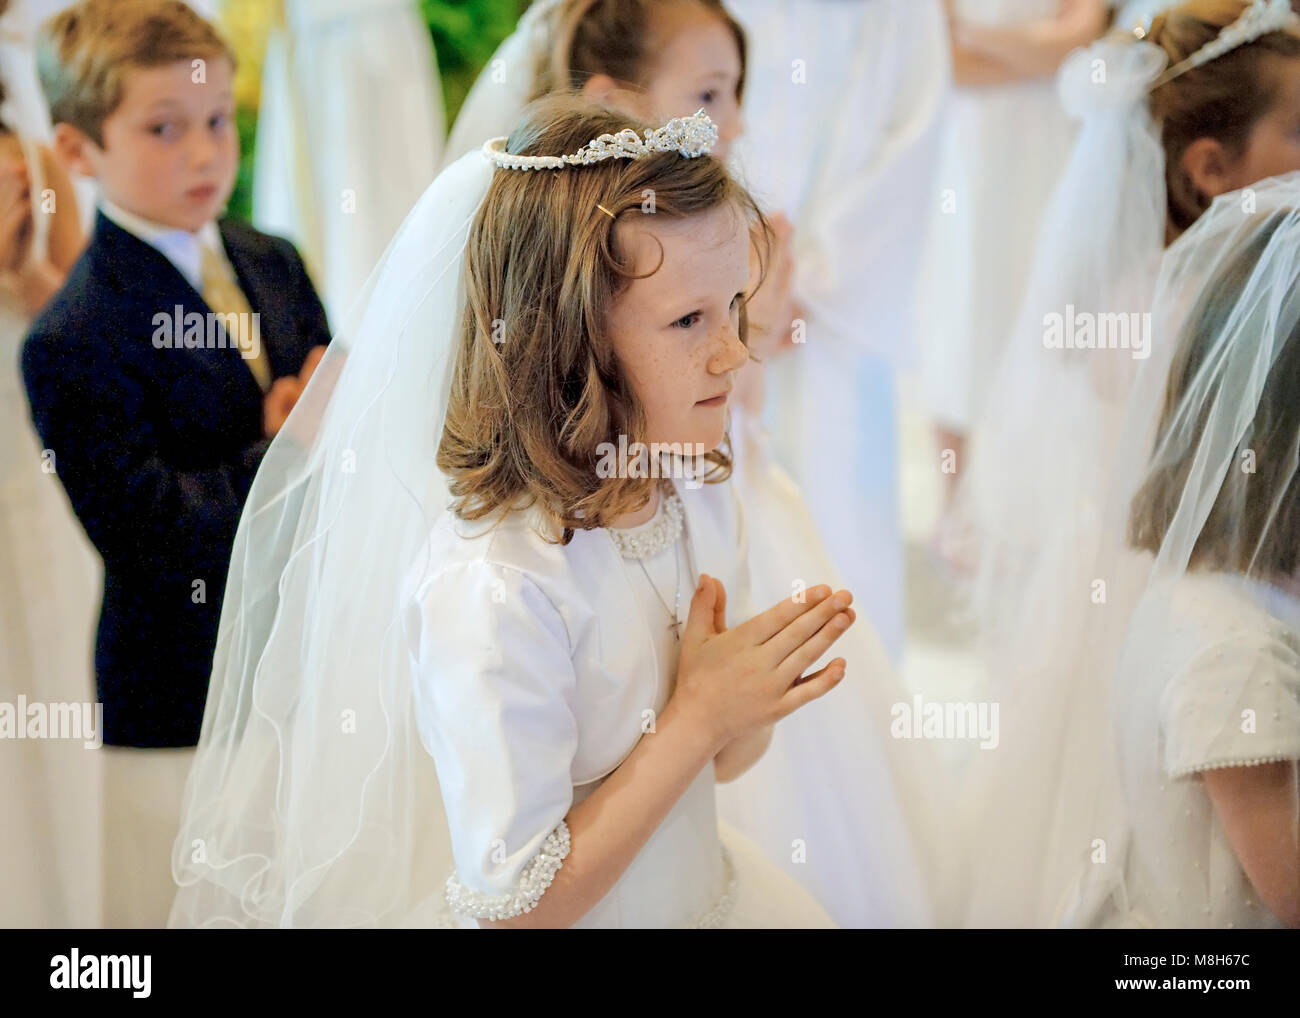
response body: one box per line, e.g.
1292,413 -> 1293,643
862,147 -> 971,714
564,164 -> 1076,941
252,0 -> 444,323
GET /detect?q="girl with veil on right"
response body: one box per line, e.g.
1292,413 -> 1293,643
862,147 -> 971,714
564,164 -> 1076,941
958,0 -> 1300,925
1114,189 -> 1300,928
1074,180 -> 1300,928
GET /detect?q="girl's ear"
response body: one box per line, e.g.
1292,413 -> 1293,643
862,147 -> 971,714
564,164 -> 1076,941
51,123 -> 98,179
580,73 -> 620,104
1181,136 -> 1239,203
581,73 -> 647,117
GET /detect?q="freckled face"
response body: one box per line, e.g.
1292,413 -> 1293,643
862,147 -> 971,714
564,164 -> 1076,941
605,202 -> 753,453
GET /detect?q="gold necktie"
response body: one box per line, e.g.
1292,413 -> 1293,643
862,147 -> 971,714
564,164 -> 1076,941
200,242 -> 272,392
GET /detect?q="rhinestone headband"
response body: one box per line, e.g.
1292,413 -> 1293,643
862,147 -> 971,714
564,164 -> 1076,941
481,108 -> 719,171
1147,0 -> 1300,89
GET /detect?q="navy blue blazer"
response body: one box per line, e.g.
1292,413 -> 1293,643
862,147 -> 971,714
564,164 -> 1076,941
22,212 -> 330,747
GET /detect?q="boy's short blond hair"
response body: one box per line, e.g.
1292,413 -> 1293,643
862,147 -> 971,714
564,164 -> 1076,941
37,0 -> 236,146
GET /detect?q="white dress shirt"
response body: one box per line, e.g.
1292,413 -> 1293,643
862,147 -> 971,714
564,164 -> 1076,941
98,198 -> 233,294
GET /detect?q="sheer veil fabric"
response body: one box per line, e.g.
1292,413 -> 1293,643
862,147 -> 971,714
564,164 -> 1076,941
964,175 -> 1300,927
961,35 -> 1168,677
954,34 -> 1170,925
170,150 -> 492,926
1068,176 -> 1300,926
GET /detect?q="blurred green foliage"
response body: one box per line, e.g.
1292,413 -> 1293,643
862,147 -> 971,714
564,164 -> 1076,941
425,0 -> 531,125
231,105 -> 259,221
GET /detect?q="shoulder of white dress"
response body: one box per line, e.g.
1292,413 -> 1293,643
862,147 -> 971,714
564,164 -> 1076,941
420,506 -> 572,585
1166,572 -> 1266,635
414,511 -> 610,658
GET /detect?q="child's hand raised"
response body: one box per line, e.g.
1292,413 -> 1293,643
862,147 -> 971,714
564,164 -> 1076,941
262,376 -> 303,437
0,157 -> 32,274
671,574 -> 854,751
298,344 -> 327,387
261,346 -> 331,438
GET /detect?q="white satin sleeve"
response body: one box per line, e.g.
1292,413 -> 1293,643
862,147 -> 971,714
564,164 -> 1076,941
409,559 -> 580,919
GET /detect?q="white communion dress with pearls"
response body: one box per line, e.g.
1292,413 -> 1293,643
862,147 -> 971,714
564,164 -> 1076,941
407,478 -> 835,928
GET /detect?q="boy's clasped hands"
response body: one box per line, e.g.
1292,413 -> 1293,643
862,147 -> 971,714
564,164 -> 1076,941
262,344 -> 327,437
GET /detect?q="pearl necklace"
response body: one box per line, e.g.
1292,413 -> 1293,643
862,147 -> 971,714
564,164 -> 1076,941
607,488 -> 685,560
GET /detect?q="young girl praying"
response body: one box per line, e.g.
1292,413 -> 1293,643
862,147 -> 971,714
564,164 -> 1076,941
171,96 -> 855,929
441,0 -> 946,927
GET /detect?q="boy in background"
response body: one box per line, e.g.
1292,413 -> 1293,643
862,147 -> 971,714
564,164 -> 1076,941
23,0 -> 328,926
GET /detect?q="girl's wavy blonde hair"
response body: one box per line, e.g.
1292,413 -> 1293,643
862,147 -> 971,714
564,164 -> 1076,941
437,94 -> 771,541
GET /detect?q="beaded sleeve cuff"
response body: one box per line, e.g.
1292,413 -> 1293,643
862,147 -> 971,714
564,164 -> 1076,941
444,821 -> 572,921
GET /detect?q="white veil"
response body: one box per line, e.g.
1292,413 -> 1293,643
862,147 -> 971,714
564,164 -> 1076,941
962,32 -> 1168,672
964,174 -> 1300,928
169,148 -> 494,927
955,32 -> 1170,925
1064,174 -> 1300,926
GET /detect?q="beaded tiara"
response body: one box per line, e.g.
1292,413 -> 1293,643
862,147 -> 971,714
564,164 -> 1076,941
1143,0 -> 1300,89
481,108 -> 719,170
